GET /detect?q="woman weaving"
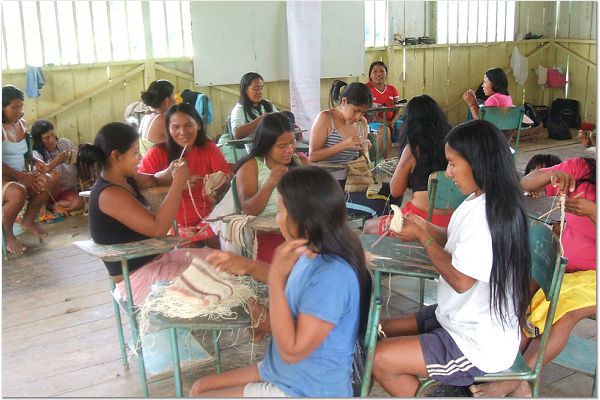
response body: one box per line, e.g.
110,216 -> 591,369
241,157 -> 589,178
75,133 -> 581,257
80,122 -> 211,306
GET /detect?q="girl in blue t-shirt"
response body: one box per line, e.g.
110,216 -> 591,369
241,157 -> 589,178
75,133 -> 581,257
190,166 -> 372,397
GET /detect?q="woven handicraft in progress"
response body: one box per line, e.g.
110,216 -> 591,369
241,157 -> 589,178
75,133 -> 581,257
139,253 -> 258,332
389,204 -> 403,233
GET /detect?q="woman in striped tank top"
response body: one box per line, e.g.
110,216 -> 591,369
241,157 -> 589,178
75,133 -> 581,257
309,82 -> 388,216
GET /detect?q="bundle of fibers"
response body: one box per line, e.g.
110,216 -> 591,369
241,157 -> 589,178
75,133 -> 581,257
203,171 -> 229,202
139,252 -> 258,334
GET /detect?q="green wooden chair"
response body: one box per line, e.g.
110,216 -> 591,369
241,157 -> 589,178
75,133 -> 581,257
415,218 -> 568,397
410,171 -> 469,308
479,106 -> 526,159
216,116 -> 250,164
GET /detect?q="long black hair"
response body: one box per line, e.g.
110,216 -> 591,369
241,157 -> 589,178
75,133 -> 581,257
485,68 -> 509,96
524,154 -> 562,176
238,72 -> 273,123
31,119 -> 56,162
235,112 -> 300,172
328,79 -> 348,108
2,85 -> 24,123
164,102 -> 208,162
277,166 -> 372,343
77,122 -> 139,173
403,95 -> 450,173
446,120 -> 530,328
140,79 -> 175,109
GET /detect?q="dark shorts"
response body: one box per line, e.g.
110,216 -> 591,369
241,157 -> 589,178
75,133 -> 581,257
416,305 -> 485,386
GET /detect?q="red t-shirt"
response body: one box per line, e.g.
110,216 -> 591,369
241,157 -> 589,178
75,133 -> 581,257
366,82 -> 399,121
542,158 -> 596,272
138,141 -> 230,227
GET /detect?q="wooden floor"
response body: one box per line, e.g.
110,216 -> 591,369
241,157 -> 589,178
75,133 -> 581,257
2,134 -> 596,397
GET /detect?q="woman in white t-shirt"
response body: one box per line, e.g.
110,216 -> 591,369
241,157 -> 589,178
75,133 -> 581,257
371,119 -> 531,397
230,72 -> 278,140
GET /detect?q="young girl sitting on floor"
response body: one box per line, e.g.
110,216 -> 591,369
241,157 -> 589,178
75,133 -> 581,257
371,120 -> 531,397
190,166 -> 372,397
31,119 -> 85,213
80,122 -> 211,306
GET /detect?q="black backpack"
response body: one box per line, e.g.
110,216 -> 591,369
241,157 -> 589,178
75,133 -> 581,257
546,115 -> 572,140
523,103 -> 541,127
551,98 -> 581,129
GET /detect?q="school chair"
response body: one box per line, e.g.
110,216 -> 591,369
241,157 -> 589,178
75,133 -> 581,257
216,116 -> 250,164
551,315 -> 597,396
408,171 -> 470,307
415,218 -> 567,397
479,106 -> 526,159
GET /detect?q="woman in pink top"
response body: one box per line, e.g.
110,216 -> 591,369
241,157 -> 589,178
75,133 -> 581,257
463,68 -> 513,120
471,156 -> 596,397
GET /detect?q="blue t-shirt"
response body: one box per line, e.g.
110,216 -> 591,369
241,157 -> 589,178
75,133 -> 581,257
259,254 -> 360,397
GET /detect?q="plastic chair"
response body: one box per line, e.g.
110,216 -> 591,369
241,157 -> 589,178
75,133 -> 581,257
415,218 -> 568,397
479,106 -> 525,159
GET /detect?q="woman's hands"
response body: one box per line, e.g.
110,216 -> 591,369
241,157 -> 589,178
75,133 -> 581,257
549,171 -> 576,195
265,164 -> 288,189
343,135 -> 362,151
391,213 -> 429,243
565,197 -> 596,221
170,159 -> 190,189
206,250 -> 253,275
268,239 -> 312,284
462,90 -> 477,106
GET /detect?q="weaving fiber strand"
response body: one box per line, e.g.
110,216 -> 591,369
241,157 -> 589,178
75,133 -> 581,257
389,204 -> 404,233
138,253 -> 259,336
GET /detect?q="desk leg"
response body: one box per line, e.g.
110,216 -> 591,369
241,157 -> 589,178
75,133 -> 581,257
361,270 -> 382,397
122,259 -> 149,397
169,328 -> 183,397
212,330 -> 222,373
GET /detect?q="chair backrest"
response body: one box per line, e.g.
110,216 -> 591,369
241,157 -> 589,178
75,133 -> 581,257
479,106 -> 524,130
427,171 -> 468,221
230,175 -> 242,214
24,132 -> 34,172
527,217 -> 567,378
529,218 -> 567,299
480,106 -> 525,158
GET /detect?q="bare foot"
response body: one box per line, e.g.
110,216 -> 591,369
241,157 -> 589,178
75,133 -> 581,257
509,381 -> 532,397
470,380 -> 521,397
5,234 -> 26,255
20,220 -> 48,238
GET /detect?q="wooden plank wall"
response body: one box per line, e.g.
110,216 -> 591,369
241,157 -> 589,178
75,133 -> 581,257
2,38 -> 594,146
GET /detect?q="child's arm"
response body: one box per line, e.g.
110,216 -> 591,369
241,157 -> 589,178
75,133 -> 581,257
268,239 -> 335,364
521,168 -> 576,195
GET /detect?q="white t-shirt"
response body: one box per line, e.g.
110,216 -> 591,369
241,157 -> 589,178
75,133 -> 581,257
436,193 -> 521,373
230,101 -> 277,138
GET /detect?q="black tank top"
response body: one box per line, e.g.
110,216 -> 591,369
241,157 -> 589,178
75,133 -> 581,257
89,176 -> 157,276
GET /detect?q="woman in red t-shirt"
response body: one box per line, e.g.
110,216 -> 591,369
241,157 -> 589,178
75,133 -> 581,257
366,61 -> 403,158
138,103 -> 230,247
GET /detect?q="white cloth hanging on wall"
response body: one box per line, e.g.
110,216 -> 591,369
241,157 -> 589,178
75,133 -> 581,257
536,65 -> 548,86
510,47 -> 529,86
286,1 -> 321,141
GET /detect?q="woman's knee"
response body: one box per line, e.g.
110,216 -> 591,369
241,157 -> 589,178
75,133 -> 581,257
3,182 -> 27,204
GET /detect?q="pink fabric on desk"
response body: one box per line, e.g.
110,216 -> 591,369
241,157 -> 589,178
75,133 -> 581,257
116,247 -> 212,305
483,93 -> 514,108
542,158 -> 596,273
